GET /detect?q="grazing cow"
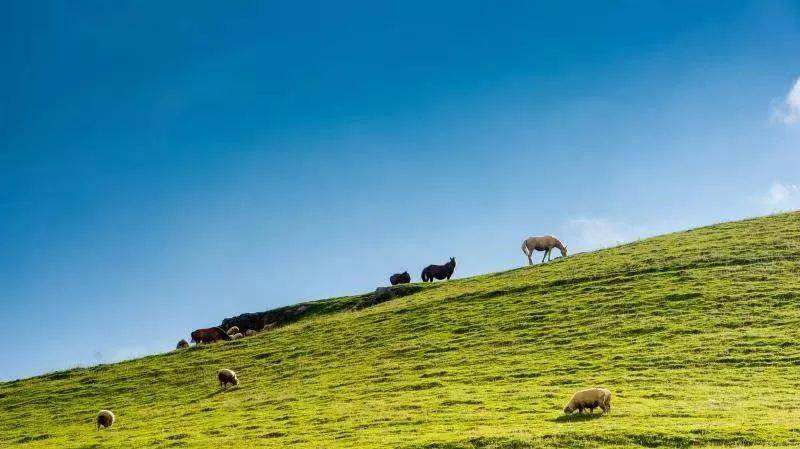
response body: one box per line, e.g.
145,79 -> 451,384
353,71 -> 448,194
421,257 -> 456,282
218,369 -> 239,389
190,327 -> 231,344
390,271 -> 411,285
521,235 -> 567,265
96,410 -> 115,430
563,388 -> 612,414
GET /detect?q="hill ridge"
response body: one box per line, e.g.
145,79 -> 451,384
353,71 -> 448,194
2,212 -> 800,449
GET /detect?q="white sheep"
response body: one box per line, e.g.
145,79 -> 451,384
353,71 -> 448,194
226,326 -> 240,335
218,369 -> 239,389
563,388 -> 612,414
96,410 -> 115,429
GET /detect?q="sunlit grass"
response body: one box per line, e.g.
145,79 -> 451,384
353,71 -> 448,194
2,212 -> 800,448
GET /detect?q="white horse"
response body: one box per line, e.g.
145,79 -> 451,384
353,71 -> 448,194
521,235 -> 567,265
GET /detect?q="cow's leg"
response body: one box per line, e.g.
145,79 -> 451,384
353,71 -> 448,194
541,250 -> 547,263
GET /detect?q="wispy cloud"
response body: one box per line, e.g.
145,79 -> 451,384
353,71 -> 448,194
565,218 -> 652,251
773,77 -> 800,125
755,182 -> 800,213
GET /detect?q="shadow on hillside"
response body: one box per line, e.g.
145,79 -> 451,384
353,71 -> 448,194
205,389 -> 232,399
551,413 -> 604,423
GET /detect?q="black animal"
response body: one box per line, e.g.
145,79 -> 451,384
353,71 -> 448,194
421,257 -> 456,282
390,271 -> 411,285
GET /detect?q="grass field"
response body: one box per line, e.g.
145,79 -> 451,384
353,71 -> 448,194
2,212 -> 800,448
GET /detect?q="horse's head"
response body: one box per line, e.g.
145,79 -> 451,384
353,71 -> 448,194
560,246 -> 568,257
449,257 -> 456,266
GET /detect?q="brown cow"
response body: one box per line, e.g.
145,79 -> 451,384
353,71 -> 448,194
190,327 -> 231,344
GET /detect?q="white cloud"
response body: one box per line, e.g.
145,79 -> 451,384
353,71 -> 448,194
757,182 -> 800,213
773,77 -> 800,125
565,218 -> 652,251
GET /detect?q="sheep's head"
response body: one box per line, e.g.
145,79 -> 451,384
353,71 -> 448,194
563,404 -> 574,414
231,376 -> 239,386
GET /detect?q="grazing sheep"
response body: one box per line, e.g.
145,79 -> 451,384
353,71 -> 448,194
563,388 -> 612,414
96,410 -> 115,430
218,369 -> 239,389
244,329 -> 256,337
226,326 -> 240,336
176,339 -> 189,349
230,333 -> 244,340
262,323 -> 277,331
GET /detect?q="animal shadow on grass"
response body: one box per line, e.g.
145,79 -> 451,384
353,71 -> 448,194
551,413 -> 605,423
205,388 -> 233,399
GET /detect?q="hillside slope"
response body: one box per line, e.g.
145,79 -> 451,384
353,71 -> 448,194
2,213 -> 800,448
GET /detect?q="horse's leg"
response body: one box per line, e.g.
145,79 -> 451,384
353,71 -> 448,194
541,250 -> 547,263
548,248 -> 552,261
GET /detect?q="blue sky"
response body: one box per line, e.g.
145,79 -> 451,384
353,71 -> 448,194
1,1 -> 799,380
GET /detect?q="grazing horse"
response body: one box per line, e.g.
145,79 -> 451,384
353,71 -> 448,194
390,271 -> 411,285
521,236 -> 567,265
190,327 -> 231,344
421,257 -> 456,282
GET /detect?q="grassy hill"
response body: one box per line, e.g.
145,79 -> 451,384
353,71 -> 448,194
3,212 -> 800,449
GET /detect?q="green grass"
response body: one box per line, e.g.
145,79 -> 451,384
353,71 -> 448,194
3,212 -> 800,448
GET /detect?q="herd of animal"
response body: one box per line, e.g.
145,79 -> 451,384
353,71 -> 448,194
391,257 -> 458,285
390,235 -> 567,285
94,234 -> 610,432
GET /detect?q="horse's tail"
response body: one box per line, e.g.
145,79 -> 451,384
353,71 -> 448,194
521,239 -> 530,257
